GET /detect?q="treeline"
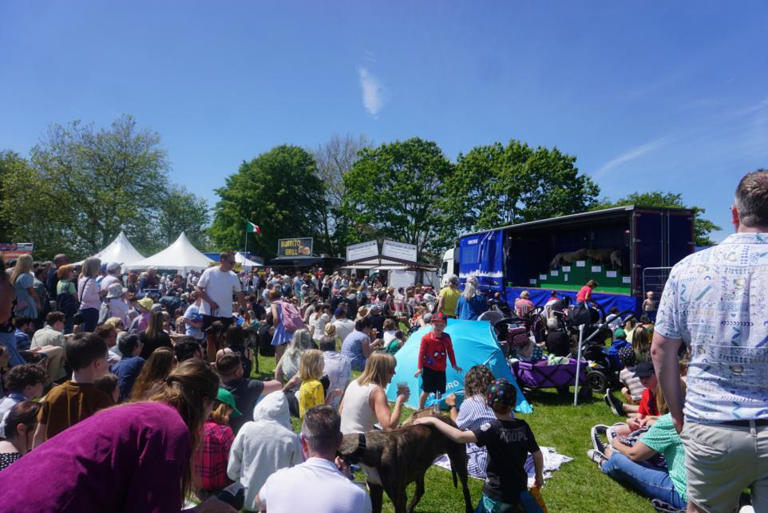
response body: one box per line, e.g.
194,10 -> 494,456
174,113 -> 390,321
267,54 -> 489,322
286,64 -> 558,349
0,116 -> 718,261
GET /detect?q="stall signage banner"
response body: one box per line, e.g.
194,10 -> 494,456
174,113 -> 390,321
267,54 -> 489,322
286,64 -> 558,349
381,240 -> 417,263
277,238 -> 313,257
0,242 -> 33,260
346,240 -> 378,262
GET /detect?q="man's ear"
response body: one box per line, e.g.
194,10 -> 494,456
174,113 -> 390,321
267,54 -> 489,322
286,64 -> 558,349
731,204 -> 740,229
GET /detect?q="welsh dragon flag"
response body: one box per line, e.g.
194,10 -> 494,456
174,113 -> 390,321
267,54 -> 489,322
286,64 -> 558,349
246,221 -> 261,236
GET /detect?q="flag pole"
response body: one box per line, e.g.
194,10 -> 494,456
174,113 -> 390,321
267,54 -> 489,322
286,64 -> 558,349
244,224 -> 248,258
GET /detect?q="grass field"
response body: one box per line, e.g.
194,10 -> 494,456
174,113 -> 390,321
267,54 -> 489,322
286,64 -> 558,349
253,353 -> 657,513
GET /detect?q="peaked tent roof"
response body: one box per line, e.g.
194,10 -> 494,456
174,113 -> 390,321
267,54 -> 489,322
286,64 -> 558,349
76,231 -> 145,267
127,232 -> 214,273
234,252 -> 263,268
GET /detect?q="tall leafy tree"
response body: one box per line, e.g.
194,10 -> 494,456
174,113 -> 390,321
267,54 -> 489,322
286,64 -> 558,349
153,185 -> 211,251
593,191 -> 720,246
443,141 -> 600,242
341,138 -> 454,258
209,145 -> 327,258
1,116 -> 170,258
312,134 -> 372,256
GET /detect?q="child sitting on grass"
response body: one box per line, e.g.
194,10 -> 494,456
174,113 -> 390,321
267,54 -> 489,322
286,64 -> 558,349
415,378 -> 545,513
296,349 -> 341,418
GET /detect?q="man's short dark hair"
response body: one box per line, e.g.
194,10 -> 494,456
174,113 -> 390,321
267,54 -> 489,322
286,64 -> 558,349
14,317 -> 35,328
46,311 -> 65,326
4,364 -> 47,393
65,334 -> 108,370
215,353 -> 242,379
735,169 -> 768,228
302,405 -> 341,454
118,334 -> 140,356
174,338 -> 202,362
219,251 -> 234,262
355,317 -> 372,332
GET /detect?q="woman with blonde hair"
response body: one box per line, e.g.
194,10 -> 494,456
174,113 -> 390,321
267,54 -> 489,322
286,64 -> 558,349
77,257 -> 101,332
130,346 -> 176,400
457,276 -> 488,320
10,255 -> 40,320
339,352 -> 410,434
0,359 -> 235,513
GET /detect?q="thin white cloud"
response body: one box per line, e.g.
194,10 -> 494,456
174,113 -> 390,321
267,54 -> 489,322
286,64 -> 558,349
358,67 -> 385,117
594,139 -> 667,178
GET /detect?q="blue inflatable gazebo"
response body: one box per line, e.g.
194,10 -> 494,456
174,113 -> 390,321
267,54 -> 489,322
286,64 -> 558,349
385,319 -> 533,414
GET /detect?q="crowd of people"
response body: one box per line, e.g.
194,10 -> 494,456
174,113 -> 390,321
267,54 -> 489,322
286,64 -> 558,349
0,169 -> 765,513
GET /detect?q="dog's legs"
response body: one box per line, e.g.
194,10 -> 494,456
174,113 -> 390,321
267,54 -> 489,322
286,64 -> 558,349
368,483 -> 384,513
391,489 -> 408,513
406,475 -> 425,513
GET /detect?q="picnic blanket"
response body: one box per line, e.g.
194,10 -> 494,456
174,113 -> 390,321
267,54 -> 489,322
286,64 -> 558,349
433,446 -> 573,487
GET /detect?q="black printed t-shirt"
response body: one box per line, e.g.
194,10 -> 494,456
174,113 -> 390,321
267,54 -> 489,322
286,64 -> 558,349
471,418 -> 540,504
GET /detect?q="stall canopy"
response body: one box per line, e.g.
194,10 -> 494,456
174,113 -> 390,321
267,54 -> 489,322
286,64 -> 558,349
386,319 -> 532,413
235,252 -> 263,269
76,231 -> 144,268
127,232 -> 214,273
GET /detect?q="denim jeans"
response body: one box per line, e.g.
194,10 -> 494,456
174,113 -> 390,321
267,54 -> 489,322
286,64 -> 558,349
79,307 -> 99,332
601,452 -> 686,509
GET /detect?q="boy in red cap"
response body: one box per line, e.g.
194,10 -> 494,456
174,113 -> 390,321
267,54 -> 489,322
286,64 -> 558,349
414,313 -> 462,409
415,379 -> 545,512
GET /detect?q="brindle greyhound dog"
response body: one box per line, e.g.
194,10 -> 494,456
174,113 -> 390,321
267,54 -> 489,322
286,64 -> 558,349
338,411 -> 473,513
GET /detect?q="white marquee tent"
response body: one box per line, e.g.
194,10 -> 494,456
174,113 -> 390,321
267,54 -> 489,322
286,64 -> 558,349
127,232 -> 214,274
76,231 -> 145,268
235,252 -> 262,269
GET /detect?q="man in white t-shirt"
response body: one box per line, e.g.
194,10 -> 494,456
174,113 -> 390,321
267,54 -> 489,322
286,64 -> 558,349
332,307 -> 355,343
195,252 -> 246,331
257,406 -> 371,513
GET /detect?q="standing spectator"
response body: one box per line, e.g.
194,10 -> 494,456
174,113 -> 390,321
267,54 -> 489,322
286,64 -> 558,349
414,313 -> 462,410
45,253 -> 68,300
0,359 -> 238,513
139,310 -> 173,359
437,275 -> 461,318
576,279 -> 598,305
33,334 -> 114,445
257,406 -> 372,513
32,266 -> 50,327
104,283 -> 131,326
0,258 -> 23,367
653,169 -> 768,513
77,257 -> 102,332
0,364 -> 46,438
319,336 -> 351,410
641,291 -> 657,321
10,255 -> 40,321
228,391 -> 302,512
457,276 -> 489,320
0,401 -> 40,471
55,264 -> 79,333
197,252 -> 247,359
99,262 -> 122,293
110,334 -> 144,400
269,290 -> 301,363
130,346 -> 176,401
183,290 -> 205,342
193,388 -> 238,498
29,311 -> 67,382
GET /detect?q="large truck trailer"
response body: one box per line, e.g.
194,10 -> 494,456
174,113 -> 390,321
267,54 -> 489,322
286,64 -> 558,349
441,205 -> 695,313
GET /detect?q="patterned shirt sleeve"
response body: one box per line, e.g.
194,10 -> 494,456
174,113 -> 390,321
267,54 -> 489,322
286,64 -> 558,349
654,266 -> 681,340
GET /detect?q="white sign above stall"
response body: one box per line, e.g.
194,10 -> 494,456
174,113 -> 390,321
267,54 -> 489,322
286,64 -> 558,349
346,240 -> 379,262
381,240 -> 417,263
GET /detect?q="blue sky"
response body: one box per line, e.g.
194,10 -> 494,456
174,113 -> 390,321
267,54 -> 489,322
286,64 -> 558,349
2,1 -> 767,242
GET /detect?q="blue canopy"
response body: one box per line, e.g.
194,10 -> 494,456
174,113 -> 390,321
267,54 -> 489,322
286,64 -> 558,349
386,319 -> 533,414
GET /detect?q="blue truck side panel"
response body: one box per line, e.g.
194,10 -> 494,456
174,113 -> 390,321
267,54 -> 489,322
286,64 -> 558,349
458,229 -> 504,291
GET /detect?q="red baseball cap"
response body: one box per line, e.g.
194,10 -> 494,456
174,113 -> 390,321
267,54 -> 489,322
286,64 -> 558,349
431,313 -> 447,324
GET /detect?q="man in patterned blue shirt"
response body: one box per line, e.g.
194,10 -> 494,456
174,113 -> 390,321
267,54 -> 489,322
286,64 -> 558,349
652,169 -> 768,513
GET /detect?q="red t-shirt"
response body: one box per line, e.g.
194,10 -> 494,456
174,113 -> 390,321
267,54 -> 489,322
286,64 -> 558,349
637,388 -> 658,417
576,285 -> 592,303
417,331 -> 457,372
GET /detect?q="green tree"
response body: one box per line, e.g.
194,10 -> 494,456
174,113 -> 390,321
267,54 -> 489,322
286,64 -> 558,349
152,185 -> 210,251
209,145 -> 327,258
341,138 -> 454,258
443,141 -> 600,241
0,151 -> 31,243
2,115 -> 169,258
593,191 -> 720,246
